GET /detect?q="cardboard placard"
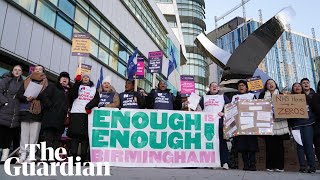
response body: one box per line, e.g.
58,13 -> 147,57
247,76 -> 264,92
272,94 -> 309,119
147,51 -> 163,73
71,33 -> 91,57
180,75 -> 195,97
136,56 -> 144,79
224,99 -> 273,139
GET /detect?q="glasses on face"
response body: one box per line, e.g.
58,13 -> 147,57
238,84 -> 246,87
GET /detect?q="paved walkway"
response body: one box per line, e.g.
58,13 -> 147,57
0,166 -> 319,180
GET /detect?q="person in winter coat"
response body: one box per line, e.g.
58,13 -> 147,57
232,80 -> 258,171
67,74 -> 99,164
147,80 -> 182,110
98,76 -> 120,108
259,79 -> 289,172
312,80 -> 320,167
119,79 -> 145,109
41,72 -> 71,157
16,65 -> 48,163
289,82 -> 316,173
199,82 -> 231,170
0,65 -> 23,163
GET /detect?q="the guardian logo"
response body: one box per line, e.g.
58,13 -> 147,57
3,142 -> 110,176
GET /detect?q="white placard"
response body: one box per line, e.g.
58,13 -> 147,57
23,81 -> 43,98
187,92 -> 201,110
257,111 -> 271,121
249,106 -> 262,111
256,123 -> 271,127
241,123 -> 254,130
226,106 -> 238,119
241,112 -> 254,117
225,117 -> 235,127
240,116 -> 254,125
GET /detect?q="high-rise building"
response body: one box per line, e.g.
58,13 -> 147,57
0,0 -> 182,92
178,0 -> 208,95
208,17 -> 320,90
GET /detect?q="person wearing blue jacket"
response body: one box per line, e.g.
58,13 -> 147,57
289,82 -> 316,173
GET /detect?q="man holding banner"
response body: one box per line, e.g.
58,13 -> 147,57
199,82 -> 231,170
147,80 -> 181,110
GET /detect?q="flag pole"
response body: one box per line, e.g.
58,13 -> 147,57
152,73 -> 156,89
134,75 -> 138,102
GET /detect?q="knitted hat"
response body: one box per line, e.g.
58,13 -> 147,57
102,76 -> 111,84
58,72 -> 70,81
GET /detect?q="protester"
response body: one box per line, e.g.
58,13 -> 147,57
259,79 -> 289,172
98,76 -> 119,108
16,65 -> 48,163
40,72 -> 71,159
67,74 -> 99,165
312,80 -> 320,166
232,80 -> 258,171
147,80 -> 182,110
199,82 -> 230,170
119,79 -> 145,109
0,65 -> 23,163
289,82 -> 316,173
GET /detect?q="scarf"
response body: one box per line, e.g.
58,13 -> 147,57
23,72 -> 48,114
263,89 -> 279,99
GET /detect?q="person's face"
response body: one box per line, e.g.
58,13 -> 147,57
12,66 -> 22,77
293,83 -> 302,94
301,80 -> 310,91
266,80 -> 276,91
34,66 -> 44,73
125,81 -> 134,91
158,81 -> 167,91
238,83 -> 247,94
60,77 -> 69,87
82,76 -> 90,84
102,81 -> 111,91
209,83 -> 219,94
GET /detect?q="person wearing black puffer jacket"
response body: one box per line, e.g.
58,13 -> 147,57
41,72 -> 71,157
0,65 -> 23,163
147,80 -> 182,110
312,80 -> 320,168
67,74 -> 99,165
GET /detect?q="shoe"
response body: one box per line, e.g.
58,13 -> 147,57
222,163 -> 229,170
266,169 -> 274,172
275,169 -> 284,172
0,148 -> 10,163
299,167 -> 306,173
307,167 -> 316,174
249,165 -> 257,171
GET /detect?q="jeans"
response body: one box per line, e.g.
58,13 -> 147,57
293,125 -> 316,168
219,127 -> 230,166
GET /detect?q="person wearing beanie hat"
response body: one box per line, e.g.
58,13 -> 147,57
230,79 -> 258,171
40,71 -> 72,160
98,76 -> 120,108
68,73 -> 99,165
119,79 -> 145,109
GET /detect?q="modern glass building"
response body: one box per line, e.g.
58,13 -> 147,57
0,0 -> 182,92
213,18 -> 320,90
176,0 -> 207,95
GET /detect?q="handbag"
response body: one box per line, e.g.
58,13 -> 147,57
273,118 -> 290,136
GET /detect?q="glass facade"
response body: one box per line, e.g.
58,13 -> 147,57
177,0 -> 207,95
10,0 -> 154,92
216,20 -> 320,90
121,0 -> 168,55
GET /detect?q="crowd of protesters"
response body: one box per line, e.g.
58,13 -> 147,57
0,65 -> 319,174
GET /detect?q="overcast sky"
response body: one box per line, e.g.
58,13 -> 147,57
204,0 -> 320,38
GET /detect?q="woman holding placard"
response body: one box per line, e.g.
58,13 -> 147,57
231,80 -> 258,171
259,79 -> 289,172
290,82 -> 316,173
199,82 -> 231,170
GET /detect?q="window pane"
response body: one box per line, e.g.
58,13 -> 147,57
58,0 -> 75,19
75,8 -> 88,29
90,40 -> 98,57
110,55 -> 118,71
88,19 -> 100,39
118,45 -> 128,62
100,30 -> 110,48
36,0 -> 56,27
98,47 -> 109,65
110,38 -> 119,55
49,0 -> 58,6
118,62 -> 126,77
13,0 -> 36,13
56,15 -> 73,39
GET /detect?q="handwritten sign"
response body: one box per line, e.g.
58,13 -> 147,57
272,94 -> 308,119
71,33 -> 91,57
